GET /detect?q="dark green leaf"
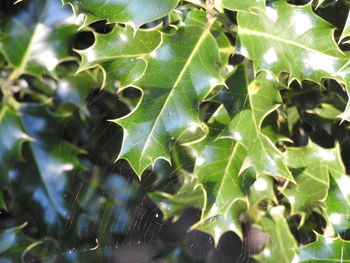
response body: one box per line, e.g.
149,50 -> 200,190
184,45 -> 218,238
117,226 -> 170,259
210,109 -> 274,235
63,0 -> 179,29
219,64 -> 294,182
0,0 -> 78,80
115,18 -> 224,177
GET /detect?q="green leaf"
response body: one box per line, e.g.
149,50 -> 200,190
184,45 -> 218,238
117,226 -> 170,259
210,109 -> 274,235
76,25 -> 161,88
149,170 -> 204,220
249,175 -> 277,207
191,137 -> 248,242
0,104 -> 30,184
282,142 -> 345,215
296,234 -> 350,262
236,1 -> 349,119
0,0 -> 79,80
63,0 -> 179,29
194,199 -> 247,245
115,19 -> 224,177
10,103 -> 84,232
306,103 -> 342,120
255,206 -> 297,263
0,223 -> 28,254
340,11 -> 350,44
219,64 -> 294,182
217,0 -> 265,12
324,170 -> 350,237
55,66 -> 99,115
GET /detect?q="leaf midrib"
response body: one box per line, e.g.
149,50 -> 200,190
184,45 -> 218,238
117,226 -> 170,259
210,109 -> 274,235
246,73 -> 291,180
9,0 -> 49,80
238,27 -> 346,67
137,22 -> 214,170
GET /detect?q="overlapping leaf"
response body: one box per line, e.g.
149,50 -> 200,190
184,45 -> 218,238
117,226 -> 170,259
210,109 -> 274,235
219,64 -> 294,182
63,0 -> 179,29
324,170 -> 350,237
149,170 -> 204,220
0,223 -> 33,261
236,1 -> 350,119
115,18 -> 224,177
0,0 -> 79,80
237,1 -> 347,81
340,11 -> 350,43
296,234 -> 350,262
76,25 -> 161,88
10,103 -> 84,232
216,0 -> 265,12
282,142 -> 345,216
191,136 -> 248,242
0,104 -> 29,183
255,206 -> 297,263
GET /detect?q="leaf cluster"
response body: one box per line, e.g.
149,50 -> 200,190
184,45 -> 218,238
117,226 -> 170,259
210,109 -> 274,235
2,0 -> 350,262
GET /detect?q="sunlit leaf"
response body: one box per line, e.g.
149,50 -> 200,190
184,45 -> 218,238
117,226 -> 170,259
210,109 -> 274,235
324,170 -> 350,237
255,206 -> 297,263
236,1 -> 350,120
0,0 -> 79,80
295,234 -> 350,262
63,0 -> 179,29
219,63 -> 294,182
191,136 -> 248,242
76,25 -> 161,88
217,0 -> 265,12
115,18 -> 224,177
282,142 -> 345,215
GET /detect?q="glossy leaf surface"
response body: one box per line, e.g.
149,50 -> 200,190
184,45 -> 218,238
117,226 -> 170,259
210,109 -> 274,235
282,142 -> 344,215
296,235 -> 350,262
236,0 -> 349,117
256,206 -> 297,263
0,0 -> 78,80
220,64 -> 293,182
192,136 -> 247,241
64,0 -> 179,29
115,19 -> 224,177
218,0 -> 265,12
324,171 -> 350,237
77,25 -> 161,88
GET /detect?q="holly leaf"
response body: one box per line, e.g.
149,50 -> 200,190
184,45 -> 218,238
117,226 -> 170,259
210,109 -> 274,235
114,18 -> 224,177
10,103 -> 84,233
340,11 -> 350,44
0,104 -> 30,185
282,142 -> 345,216
295,234 -> 350,262
0,0 -> 79,80
0,223 -> 30,254
76,25 -> 161,88
194,199 -> 247,245
219,63 -> 294,182
149,170 -> 204,220
324,170 -> 350,237
236,0 -> 350,120
255,206 -> 297,263
54,65 -> 99,115
190,136 -> 248,242
249,175 -> 277,207
63,0 -> 179,29
306,103 -> 343,120
216,0 -> 265,12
